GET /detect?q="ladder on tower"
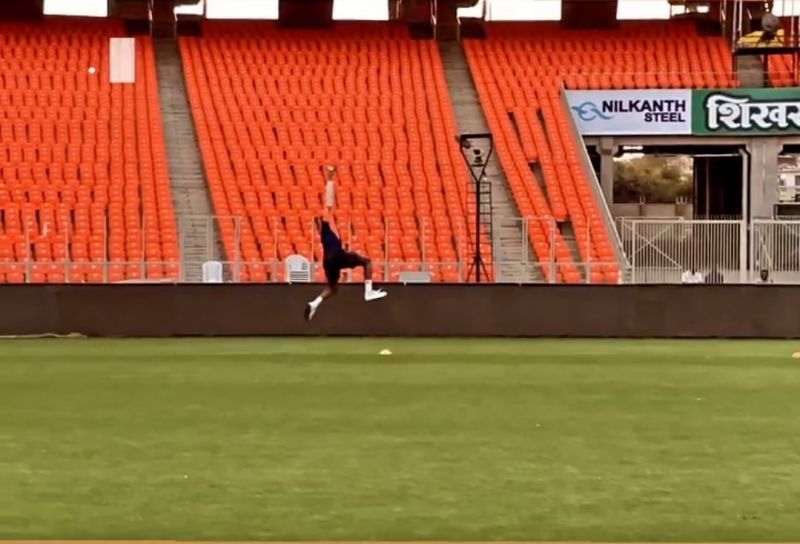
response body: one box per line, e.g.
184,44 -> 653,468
466,172 -> 493,280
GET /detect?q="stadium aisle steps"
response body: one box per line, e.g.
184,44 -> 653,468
154,38 -> 222,281
438,40 -> 545,284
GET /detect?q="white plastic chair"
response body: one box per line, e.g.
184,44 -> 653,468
285,254 -> 311,283
399,271 -> 432,284
202,261 -> 223,283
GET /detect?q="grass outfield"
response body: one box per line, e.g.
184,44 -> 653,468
1,338 -> 800,540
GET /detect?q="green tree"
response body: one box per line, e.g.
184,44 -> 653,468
614,156 -> 693,204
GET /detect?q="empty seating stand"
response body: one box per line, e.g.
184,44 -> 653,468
464,21 -> 737,283
769,55 -> 798,87
0,19 -> 179,283
180,22 -> 490,283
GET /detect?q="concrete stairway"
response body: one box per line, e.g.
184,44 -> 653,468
439,41 -> 542,283
736,54 -> 766,88
154,39 -> 223,282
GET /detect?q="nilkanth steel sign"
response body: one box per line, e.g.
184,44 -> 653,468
565,90 -> 692,135
566,88 -> 800,136
693,88 -> 800,135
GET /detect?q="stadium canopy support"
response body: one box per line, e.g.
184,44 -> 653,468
0,0 -> 44,19
562,0 -> 618,28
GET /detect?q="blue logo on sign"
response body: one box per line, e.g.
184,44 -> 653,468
572,101 -> 613,121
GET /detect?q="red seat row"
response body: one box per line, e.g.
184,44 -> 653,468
464,21 -> 740,283
0,20 -> 179,283
181,22 -> 491,283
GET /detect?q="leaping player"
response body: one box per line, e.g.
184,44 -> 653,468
305,165 -> 387,321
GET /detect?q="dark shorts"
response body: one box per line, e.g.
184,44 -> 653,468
323,249 -> 366,286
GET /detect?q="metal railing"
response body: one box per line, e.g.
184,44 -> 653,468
617,217 -> 800,284
0,258 -> 628,285
492,216 -> 548,283
751,219 -> 800,283
12,214 -> 800,284
617,217 -> 747,284
0,213 -> 623,285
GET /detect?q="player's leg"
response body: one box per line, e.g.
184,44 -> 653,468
305,264 -> 339,321
343,252 -> 387,301
361,256 -> 386,301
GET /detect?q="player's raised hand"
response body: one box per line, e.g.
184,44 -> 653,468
325,165 -> 336,209
325,165 -> 337,180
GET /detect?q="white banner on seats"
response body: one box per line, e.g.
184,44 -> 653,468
109,37 -> 136,84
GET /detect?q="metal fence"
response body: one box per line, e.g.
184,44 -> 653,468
617,218 -> 747,284
491,216 -> 623,284
618,217 -> 800,284
751,219 -> 800,284
176,214 -> 624,285
0,213 -> 622,284
11,213 -> 800,284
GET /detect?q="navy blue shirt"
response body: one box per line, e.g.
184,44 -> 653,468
321,220 -> 342,253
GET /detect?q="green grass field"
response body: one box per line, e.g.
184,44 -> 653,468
1,338 -> 800,541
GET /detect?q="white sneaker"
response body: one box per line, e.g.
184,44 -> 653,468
365,288 -> 388,302
304,303 -> 318,321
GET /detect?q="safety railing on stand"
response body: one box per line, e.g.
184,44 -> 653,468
617,217 -> 747,284
22,214 -> 800,285
0,213 -> 623,284
751,219 -> 800,283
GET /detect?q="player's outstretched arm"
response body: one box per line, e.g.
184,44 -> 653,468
322,165 -> 338,234
325,165 -> 336,209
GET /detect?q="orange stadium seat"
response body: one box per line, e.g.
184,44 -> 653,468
769,54 -> 798,87
180,21 -> 490,283
464,21 -> 739,283
0,19 -> 179,283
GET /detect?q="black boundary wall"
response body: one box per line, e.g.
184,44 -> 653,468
0,284 -> 798,338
